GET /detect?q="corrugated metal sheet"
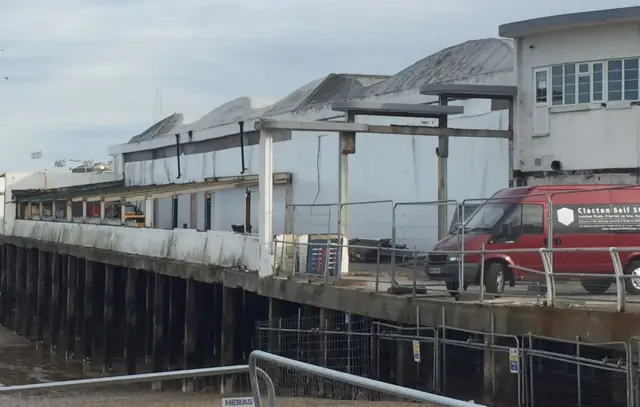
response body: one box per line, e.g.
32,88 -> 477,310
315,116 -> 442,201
125,38 -> 513,145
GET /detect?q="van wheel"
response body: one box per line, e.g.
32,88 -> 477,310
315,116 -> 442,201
445,281 -> 459,297
485,263 -> 505,295
625,261 -> 640,295
580,279 -> 612,294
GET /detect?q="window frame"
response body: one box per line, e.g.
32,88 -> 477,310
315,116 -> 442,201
534,57 -> 640,107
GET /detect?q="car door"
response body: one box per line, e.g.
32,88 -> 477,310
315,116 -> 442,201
487,203 -> 546,279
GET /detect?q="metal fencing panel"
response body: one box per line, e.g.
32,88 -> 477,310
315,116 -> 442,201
248,350 -> 484,407
0,365 -> 274,407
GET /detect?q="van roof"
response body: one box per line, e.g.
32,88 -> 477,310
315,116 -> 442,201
511,184 -> 635,194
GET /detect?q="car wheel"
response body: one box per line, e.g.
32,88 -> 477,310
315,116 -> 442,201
485,262 -> 505,295
580,278 -> 612,294
625,261 -> 640,295
445,280 -> 459,297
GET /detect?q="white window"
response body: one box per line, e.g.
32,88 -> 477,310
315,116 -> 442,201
535,70 -> 548,103
539,57 -> 640,106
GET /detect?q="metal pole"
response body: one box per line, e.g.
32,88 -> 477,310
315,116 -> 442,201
258,129 -> 274,277
576,335 -> 582,407
437,96 -> 449,241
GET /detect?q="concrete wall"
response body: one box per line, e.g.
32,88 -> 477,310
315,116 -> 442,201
515,23 -> 640,182
11,220 -> 260,272
115,72 -> 512,250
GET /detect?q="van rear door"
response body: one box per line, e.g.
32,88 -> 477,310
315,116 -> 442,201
550,189 -> 614,274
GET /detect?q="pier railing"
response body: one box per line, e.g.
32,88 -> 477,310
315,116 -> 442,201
274,238 -> 640,313
0,351 -> 481,407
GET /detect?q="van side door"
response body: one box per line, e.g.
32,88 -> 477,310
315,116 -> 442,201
487,203 -> 546,279
551,190 -> 615,274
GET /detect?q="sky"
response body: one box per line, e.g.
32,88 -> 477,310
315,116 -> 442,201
0,0 -> 637,171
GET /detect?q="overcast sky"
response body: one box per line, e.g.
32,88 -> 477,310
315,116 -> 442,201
0,0 -> 635,171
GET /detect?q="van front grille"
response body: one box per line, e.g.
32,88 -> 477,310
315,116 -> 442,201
427,254 -> 448,264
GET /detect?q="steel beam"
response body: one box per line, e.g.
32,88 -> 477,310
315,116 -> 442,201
331,100 -> 463,118
255,119 -> 368,133
419,84 -> 518,99
255,119 -> 511,139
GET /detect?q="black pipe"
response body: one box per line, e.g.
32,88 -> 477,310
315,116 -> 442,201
175,133 -> 182,179
239,121 -> 247,174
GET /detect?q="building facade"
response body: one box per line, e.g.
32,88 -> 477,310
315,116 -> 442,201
108,39 -> 513,249
501,6 -> 640,185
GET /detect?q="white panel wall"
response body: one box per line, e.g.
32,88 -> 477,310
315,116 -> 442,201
515,23 -> 640,174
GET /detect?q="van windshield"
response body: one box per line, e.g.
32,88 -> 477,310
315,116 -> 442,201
462,202 -> 513,232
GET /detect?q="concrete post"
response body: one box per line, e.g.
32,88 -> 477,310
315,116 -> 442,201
81,200 -> 87,222
24,248 -> 35,338
258,129 -> 274,277
100,200 -> 106,222
66,200 -> 72,222
189,193 -> 197,229
437,95 -> 449,241
145,197 -> 154,228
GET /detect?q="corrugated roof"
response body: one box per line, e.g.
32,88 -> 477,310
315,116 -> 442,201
125,38 -> 513,145
355,38 -> 513,98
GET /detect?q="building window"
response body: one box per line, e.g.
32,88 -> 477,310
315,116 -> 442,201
563,64 -> 576,104
608,60 -> 623,101
593,62 -> 603,101
539,57 -> 640,106
624,58 -> 639,100
535,70 -> 548,103
551,66 -> 563,105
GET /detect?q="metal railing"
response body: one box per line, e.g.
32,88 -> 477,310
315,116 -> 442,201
273,238 -> 640,312
0,364 -> 276,407
249,349 -> 484,407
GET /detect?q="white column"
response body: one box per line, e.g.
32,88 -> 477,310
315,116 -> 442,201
145,197 -> 154,228
258,129 -> 274,277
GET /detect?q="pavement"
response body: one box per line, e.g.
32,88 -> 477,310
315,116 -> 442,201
319,262 -> 640,312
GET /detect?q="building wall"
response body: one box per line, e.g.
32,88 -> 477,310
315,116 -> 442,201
117,72 -> 512,250
515,23 -> 640,183
0,171 -> 123,236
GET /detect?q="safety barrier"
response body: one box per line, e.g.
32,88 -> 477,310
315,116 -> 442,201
256,314 -> 639,407
274,238 -> 640,312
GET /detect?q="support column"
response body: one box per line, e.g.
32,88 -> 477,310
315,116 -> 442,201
36,250 -> 49,343
24,249 -> 36,338
103,264 -> 115,373
125,268 -> 138,374
221,286 -> 235,394
436,95 -> 449,241
14,247 -> 25,335
145,197 -> 154,228
83,260 -> 94,368
258,129 -> 274,278
152,273 -> 167,390
49,253 -> 61,353
338,112 -> 355,243
5,245 -> 15,329
145,272 -> 155,363
65,256 -> 77,358
0,245 -> 7,326
182,279 -> 199,391
189,193 -> 197,229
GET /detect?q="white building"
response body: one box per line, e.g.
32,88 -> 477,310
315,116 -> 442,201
108,38 -> 513,250
501,6 -> 640,185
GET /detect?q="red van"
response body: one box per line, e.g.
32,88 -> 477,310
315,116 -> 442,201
425,184 -> 640,296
